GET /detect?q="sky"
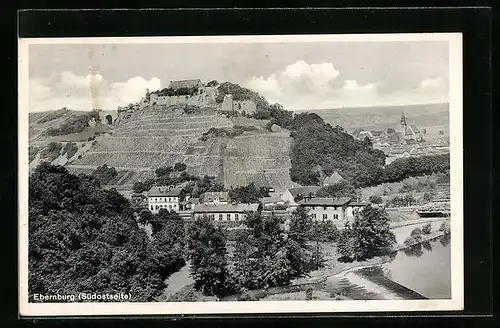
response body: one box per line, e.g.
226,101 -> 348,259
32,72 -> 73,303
27,39 -> 450,112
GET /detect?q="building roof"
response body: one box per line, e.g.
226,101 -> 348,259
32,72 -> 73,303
193,203 -> 260,213
260,195 -> 284,204
168,79 -> 202,89
349,201 -> 369,207
288,186 -> 320,198
201,191 -> 229,201
298,197 -> 351,206
410,124 -> 420,133
323,172 -> 344,186
147,186 -> 182,197
371,130 -> 384,137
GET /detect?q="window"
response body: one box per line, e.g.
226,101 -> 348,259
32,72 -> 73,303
323,206 -> 327,210
235,213 -> 239,221
333,214 -> 339,220
219,214 -> 223,221
209,214 -> 215,220
323,214 -> 328,220
155,205 -> 159,210
150,205 -> 154,211
226,214 -> 231,220
169,205 -> 172,209
311,214 -> 317,220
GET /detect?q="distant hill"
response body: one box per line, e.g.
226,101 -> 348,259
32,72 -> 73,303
298,103 -> 449,132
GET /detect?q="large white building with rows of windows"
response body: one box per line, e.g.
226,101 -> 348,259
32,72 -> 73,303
147,186 -> 182,214
192,203 -> 260,223
298,197 -> 368,228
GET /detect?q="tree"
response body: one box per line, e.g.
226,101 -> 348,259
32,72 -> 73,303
423,192 -> 433,203
91,164 -> 118,185
174,162 -> 187,172
439,130 -> 444,135
317,180 -> 357,199
133,181 -> 146,194
369,195 -> 383,204
387,128 -> 395,134
155,166 -> 172,178
186,216 -> 231,296
28,163 -> 174,302
338,205 -> 396,261
403,194 -> 416,207
229,183 -> 268,204
422,222 -> 432,234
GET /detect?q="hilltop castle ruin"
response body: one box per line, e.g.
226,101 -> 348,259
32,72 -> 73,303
141,79 -> 257,114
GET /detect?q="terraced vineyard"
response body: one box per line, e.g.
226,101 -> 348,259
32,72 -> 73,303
65,106 -> 297,191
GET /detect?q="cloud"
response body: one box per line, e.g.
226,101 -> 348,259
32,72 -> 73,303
245,61 -> 449,109
28,71 -> 161,112
418,76 -> 447,90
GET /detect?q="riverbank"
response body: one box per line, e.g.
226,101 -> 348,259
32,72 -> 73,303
166,219 -> 451,302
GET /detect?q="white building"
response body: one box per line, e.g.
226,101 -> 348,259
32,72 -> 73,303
147,186 -> 182,214
192,203 -> 260,223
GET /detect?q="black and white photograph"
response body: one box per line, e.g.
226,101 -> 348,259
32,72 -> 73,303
18,33 -> 463,316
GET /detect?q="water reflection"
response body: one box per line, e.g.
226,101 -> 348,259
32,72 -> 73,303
440,233 -> 450,247
382,234 -> 451,299
403,243 -> 424,257
422,240 -> 433,252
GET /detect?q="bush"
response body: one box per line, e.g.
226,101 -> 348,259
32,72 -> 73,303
422,222 -> 432,234
37,108 -> 68,124
368,195 -> 383,204
46,112 -> 99,136
439,221 -> 451,234
410,227 -> 422,237
40,142 -> 62,162
63,142 -> 78,159
91,164 -> 118,185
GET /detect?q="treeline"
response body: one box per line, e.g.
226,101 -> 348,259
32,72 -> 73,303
133,163 -> 224,199
287,113 -> 386,187
338,205 -> 396,261
155,86 -> 199,97
46,112 -> 100,136
36,108 -> 69,124
29,163 -> 185,302
228,182 -> 269,203
185,207 -> 326,297
199,125 -> 257,141
279,112 -> 449,188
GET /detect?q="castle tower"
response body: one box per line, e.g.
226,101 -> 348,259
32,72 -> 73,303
89,66 -> 103,123
220,94 -> 234,112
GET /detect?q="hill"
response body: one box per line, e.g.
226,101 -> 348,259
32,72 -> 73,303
61,104 -> 297,191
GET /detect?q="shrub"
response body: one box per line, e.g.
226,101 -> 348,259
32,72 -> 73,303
410,227 -> 422,237
46,112 -> 98,136
91,164 -> 118,185
63,142 -> 78,159
40,142 -> 62,162
439,221 -> 451,234
368,195 -> 383,204
422,222 -> 432,234
36,108 -> 69,124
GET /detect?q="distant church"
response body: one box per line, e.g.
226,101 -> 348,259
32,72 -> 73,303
400,111 -> 423,142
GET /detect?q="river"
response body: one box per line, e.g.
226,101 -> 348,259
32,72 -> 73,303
381,233 -> 451,299
328,233 -> 451,300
